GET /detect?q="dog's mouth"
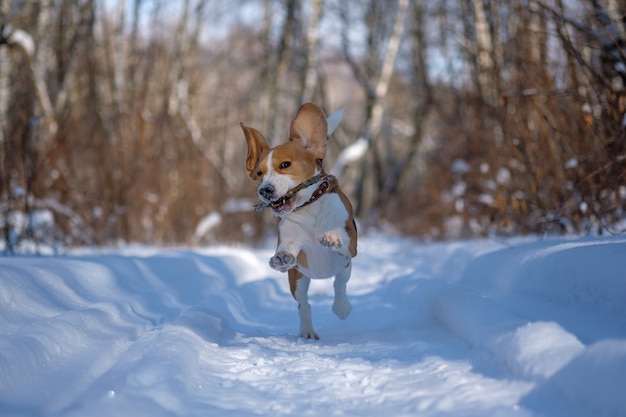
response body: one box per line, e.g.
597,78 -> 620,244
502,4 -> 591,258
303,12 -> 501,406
267,194 -> 296,214
254,190 -> 297,214
254,172 -> 334,214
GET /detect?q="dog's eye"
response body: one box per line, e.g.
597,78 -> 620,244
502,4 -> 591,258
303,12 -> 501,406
280,161 -> 291,170
256,170 -> 263,177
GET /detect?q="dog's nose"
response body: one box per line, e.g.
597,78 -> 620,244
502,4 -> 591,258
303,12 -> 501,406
259,184 -> 275,200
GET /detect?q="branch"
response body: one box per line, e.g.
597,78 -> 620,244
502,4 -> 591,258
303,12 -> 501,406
339,2 -> 372,96
176,73 -> 235,189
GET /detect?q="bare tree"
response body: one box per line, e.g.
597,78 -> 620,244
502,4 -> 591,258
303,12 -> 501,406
376,0 -> 433,220
339,0 -> 410,219
266,0 -> 301,141
299,0 -> 324,103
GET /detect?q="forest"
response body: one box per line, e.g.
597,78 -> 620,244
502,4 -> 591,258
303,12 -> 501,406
1,0 -> 625,250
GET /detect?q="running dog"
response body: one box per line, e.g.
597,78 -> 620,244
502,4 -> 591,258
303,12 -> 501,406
240,103 -> 357,339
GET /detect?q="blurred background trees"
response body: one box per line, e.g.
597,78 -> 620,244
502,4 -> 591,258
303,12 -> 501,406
1,0 -> 624,251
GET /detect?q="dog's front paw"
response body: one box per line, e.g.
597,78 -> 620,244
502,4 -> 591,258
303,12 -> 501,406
269,251 -> 297,272
318,232 -> 343,250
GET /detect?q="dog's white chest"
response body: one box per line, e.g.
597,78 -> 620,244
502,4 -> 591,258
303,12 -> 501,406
278,194 -> 350,279
297,236 -> 349,279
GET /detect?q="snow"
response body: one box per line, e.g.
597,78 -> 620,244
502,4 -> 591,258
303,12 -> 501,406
194,212 -> 222,238
330,137 -> 368,176
326,108 -> 345,137
496,167 -> 512,184
451,159 -> 470,174
1,234 -> 625,417
564,158 -> 578,169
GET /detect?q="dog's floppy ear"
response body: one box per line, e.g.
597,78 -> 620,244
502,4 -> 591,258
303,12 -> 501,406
289,103 -> 328,160
240,122 -> 270,179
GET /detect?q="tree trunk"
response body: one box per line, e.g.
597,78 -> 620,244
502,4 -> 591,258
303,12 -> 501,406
471,0 -> 497,106
266,0 -> 300,142
369,0 -> 432,225
347,0 -> 410,218
299,0 -> 324,104
0,0 -> 11,251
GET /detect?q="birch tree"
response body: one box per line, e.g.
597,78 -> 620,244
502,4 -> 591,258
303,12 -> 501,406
299,0 -> 324,103
375,0 -> 432,221
339,0 -> 410,218
266,0 -> 301,141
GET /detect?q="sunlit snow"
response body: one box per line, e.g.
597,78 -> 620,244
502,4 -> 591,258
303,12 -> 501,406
1,235 -> 625,416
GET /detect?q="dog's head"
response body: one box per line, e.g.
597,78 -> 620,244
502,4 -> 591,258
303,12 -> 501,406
241,103 -> 332,216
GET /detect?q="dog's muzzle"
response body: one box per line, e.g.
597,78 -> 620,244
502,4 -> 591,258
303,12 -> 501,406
253,172 -> 336,213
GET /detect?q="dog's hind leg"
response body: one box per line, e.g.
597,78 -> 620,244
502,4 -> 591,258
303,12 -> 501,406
289,269 -> 319,340
332,260 -> 352,320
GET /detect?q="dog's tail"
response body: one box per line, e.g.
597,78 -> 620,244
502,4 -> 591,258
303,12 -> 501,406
326,109 -> 344,137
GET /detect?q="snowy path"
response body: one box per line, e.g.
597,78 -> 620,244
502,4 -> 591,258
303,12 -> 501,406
1,236 -> 625,416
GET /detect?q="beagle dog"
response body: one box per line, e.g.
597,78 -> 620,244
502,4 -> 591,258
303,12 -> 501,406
241,103 -> 357,339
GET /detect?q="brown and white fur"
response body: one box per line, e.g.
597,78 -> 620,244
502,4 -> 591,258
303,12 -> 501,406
240,103 -> 357,340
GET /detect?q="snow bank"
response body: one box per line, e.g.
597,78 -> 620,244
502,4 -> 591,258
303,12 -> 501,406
523,339 -> 626,417
458,237 -> 626,318
433,287 -> 585,382
430,235 -> 626,416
